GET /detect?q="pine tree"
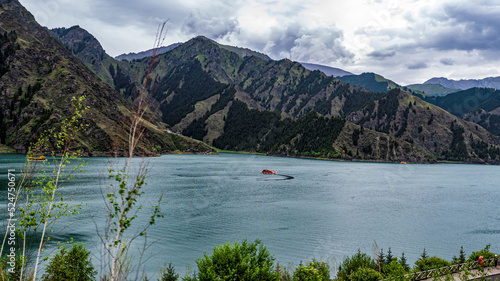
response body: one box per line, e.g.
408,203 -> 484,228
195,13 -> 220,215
386,248 -> 394,264
400,252 -> 409,271
421,248 -> 428,260
459,246 -> 466,264
377,248 -> 385,272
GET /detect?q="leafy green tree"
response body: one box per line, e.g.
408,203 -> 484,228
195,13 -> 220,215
309,260 -> 329,281
382,260 -> 408,279
293,263 -> 321,281
196,239 -> 279,281
348,267 -> 383,281
292,260 -> 329,281
337,249 -> 377,281
467,244 -> 495,263
102,23 -> 166,281
414,256 -> 450,272
0,95 -> 89,280
42,243 -> 97,281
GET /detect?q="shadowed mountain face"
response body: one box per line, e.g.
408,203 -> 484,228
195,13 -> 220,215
46,20 -> 500,163
422,88 -> 500,136
0,0 -> 213,155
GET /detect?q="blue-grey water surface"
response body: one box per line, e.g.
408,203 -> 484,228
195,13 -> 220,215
1,153 -> 500,278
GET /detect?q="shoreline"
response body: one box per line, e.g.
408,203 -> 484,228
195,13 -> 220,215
1,146 -> 497,165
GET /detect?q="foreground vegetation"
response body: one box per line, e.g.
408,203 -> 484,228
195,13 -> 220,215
2,239 -> 496,280
156,242 -> 498,281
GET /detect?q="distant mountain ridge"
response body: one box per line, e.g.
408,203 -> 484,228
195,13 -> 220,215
115,36 -> 272,62
337,72 -> 401,93
300,62 -> 353,77
405,83 -> 459,96
115,43 -> 183,61
425,76 -> 500,90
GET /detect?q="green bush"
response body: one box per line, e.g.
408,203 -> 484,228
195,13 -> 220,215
348,267 -> 383,281
292,260 -> 329,281
467,244 -> 495,264
382,260 -> 408,278
414,256 -> 450,272
293,264 -> 322,281
42,243 -> 96,281
309,260 -> 330,280
196,239 -> 279,281
337,250 -> 377,281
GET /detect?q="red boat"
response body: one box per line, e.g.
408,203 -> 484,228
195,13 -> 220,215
262,169 -> 278,175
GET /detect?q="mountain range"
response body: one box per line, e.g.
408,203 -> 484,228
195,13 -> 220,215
424,77 -> 500,90
2,0 -> 500,163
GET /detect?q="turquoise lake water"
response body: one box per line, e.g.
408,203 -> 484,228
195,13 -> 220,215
1,153 -> 500,278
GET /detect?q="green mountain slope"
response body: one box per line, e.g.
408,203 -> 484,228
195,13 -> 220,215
0,0 -> 213,155
213,100 -> 432,163
115,43 -> 183,61
346,89 -> 499,162
50,27 -> 500,163
337,72 -> 400,93
406,83 -> 459,96
48,25 -> 121,87
300,62 -> 353,77
422,88 -> 500,136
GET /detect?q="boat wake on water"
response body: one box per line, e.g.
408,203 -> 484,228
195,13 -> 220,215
258,174 -> 294,181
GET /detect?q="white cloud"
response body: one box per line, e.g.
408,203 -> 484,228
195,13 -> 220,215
17,0 -> 500,85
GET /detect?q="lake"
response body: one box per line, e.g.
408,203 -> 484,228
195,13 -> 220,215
1,153 -> 500,278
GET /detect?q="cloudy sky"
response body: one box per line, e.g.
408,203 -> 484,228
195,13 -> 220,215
19,0 -> 500,85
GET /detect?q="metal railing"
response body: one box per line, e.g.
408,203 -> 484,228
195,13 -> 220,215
381,257 -> 496,280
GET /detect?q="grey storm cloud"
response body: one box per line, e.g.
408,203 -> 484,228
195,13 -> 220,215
261,25 -> 355,65
419,1 -> 500,52
182,11 -> 239,40
179,10 -> 354,65
83,0 -> 187,26
367,50 -> 396,60
440,58 -> 454,65
407,62 -> 428,70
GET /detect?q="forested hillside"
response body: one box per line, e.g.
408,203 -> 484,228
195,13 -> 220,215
48,23 -> 500,163
421,88 -> 500,136
0,0 -> 214,155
